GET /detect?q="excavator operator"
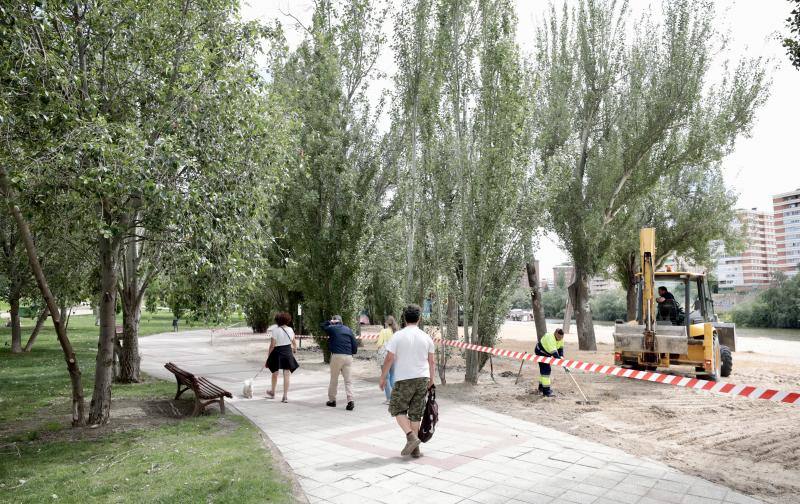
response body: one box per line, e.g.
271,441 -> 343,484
656,286 -> 682,324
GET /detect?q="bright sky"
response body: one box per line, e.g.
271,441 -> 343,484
241,0 -> 800,281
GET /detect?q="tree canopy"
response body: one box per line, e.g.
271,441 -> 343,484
0,0 -> 774,415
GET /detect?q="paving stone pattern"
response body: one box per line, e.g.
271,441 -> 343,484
140,331 -> 762,504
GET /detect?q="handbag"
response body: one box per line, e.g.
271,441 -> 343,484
376,344 -> 388,366
418,385 -> 438,443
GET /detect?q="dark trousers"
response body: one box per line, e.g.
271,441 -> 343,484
534,345 -> 552,389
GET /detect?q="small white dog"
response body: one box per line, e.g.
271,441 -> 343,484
242,379 -> 254,399
242,367 -> 265,399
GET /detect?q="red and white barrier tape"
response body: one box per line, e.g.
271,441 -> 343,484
211,327 -> 800,405
430,336 -> 800,405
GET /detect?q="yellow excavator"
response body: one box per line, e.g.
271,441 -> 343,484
613,228 -> 735,380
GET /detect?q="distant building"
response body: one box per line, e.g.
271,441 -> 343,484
662,256 -> 706,275
517,261 -> 539,289
517,261 -> 553,292
716,208 -> 777,289
552,263 -> 574,289
774,188 -> 800,276
589,276 -> 621,294
549,262 -> 619,293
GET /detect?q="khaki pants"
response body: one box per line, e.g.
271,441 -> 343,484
329,353 -> 354,402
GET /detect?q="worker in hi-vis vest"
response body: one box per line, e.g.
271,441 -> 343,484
534,328 -> 565,397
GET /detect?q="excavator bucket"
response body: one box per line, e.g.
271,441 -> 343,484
613,322 -> 689,354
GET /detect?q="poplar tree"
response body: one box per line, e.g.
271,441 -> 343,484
611,165 -> 743,320
532,0 -> 767,349
271,0 -> 388,361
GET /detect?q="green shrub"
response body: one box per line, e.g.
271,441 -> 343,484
542,288 -> 567,318
243,296 -> 273,333
728,273 -> 800,328
591,289 -> 628,321
509,287 -> 532,310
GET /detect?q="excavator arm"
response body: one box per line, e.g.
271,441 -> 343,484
640,228 -> 658,358
640,228 -> 656,333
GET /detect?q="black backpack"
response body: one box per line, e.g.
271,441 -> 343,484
418,385 -> 438,443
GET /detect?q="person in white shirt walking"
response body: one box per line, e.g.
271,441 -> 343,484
379,304 -> 435,458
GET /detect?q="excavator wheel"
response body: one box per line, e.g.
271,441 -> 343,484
706,334 -> 722,382
720,345 -> 733,377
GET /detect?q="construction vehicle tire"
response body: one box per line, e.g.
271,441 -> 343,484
720,345 -> 733,377
706,334 -> 722,382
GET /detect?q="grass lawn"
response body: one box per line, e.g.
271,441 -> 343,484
0,313 -> 290,504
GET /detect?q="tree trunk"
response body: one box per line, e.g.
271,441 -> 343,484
118,295 -> 142,383
446,291 -> 457,341
465,346 -> 480,384
23,306 -> 48,352
562,298 -> 572,333
623,253 -> 638,321
562,267 -> 575,332
525,260 -> 547,341
88,236 -> 119,425
626,287 -> 637,322
464,279 -> 484,385
9,287 -> 22,353
1,171 -> 85,424
568,267 -> 596,351
119,230 -> 145,383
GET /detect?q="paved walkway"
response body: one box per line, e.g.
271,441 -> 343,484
140,331 -> 761,504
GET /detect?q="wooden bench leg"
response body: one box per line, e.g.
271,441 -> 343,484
175,379 -> 190,400
219,397 -> 225,415
192,397 -> 202,416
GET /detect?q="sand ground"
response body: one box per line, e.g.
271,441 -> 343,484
210,321 -> 800,504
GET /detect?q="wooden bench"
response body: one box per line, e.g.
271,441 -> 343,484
164,362 -> 233,416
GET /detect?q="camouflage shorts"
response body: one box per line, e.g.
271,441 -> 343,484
389,377 -> 429,422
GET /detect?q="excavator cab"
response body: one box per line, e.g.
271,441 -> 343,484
637,275 -> 711,327
613,229 -> 735,380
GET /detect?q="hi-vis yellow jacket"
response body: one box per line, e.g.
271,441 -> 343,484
538,332 -> 564,356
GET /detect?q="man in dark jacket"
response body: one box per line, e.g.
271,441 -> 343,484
321,315 -> 358,410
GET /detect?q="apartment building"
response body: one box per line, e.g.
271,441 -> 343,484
716,208 -> 777,289
774,188 -> 800,276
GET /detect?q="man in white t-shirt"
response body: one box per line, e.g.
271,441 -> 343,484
379,304 -> 435,458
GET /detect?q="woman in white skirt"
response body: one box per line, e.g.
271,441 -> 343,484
265,312 -> 300,402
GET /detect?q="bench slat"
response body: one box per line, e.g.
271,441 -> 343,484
164,363 -> 232,402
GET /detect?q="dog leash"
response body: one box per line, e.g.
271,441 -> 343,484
250,366 -> 266,381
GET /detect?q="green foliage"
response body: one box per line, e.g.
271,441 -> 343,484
269,0 -> 389,353
555,271 -> 567,290
244,299 -> 273,333
510,287 -> 533,310
363,216 -> 405,324
542,288 -> 568,319
392,0 -> 535,381
728,273 -> 800,328
590,290 -> 628,321
611,164 -> 743,296
532,0 -> 768,347
784,0 -> 800,69
242,278 -> 288,333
